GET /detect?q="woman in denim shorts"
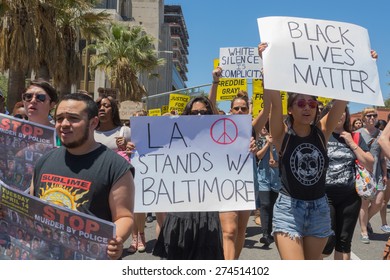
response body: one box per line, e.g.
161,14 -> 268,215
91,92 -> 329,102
260,46 -> 349,260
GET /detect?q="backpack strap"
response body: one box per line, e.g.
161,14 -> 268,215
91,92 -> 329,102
279,129 -> 292,159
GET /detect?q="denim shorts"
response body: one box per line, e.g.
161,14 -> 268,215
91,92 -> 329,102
257,166 -> 282,193
272,193 -> 333,239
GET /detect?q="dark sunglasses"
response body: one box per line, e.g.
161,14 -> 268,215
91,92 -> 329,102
22,93 -> 49,103
232,106 -> 248,112
190,110 -> 208,115
14,114 -> 28,120
295,99 -> 318,109
365,114 -> 378,119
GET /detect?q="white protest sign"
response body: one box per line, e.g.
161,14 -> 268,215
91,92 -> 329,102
219,47 -> 263,79
131,115 -> 256,212
257,16 -> 383,106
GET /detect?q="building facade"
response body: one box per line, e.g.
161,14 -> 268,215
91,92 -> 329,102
86,0 -> 189,111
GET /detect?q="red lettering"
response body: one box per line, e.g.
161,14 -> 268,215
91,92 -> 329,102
42,205 -> 56,220
85,220 -> 100,234
69,215 -> 84,231
0,118 -> 11,130
56,209 -> 70,224
33,126 -> 44,137
21,124 -> 34,135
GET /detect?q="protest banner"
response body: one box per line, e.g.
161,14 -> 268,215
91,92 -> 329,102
0,114 -> 56,192
130,115 -> 256,212
0,180 -> 115,260
219,47 -> 263,79
257,16 -> 384,106
213,59 -> 247,101
168,93 -> 191,115
148,108 -> 161,116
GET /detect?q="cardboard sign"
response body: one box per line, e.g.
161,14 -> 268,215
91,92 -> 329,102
219,47 -> 263,79
168,93 -> 191,115
258,16 -> 383,106
130,115 -> 256,212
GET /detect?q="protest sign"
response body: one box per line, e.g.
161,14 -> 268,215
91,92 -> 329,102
214,59 -> 247,101
257,16 -> 383,106
252,79 -> 288,116
0,181 -> 115,260
0,114 -> 56,191
130,115 -> 256,212
168,93 -> 191,115
148,108 -> 161,116
161,105 -> 169,115
219,47 -> 263,79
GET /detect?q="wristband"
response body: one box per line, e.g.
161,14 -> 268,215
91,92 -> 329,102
212,81 -> 219,84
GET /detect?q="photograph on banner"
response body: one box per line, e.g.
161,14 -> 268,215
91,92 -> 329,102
0,114 -> 56,192
258,16 -> 383,106
130,115 -> 255,212
252,79 -> 287,116
219,47 -> 263,79
168,93 -> 191,115
0,181 -> 115,260
213,59 -> 247,101
148,108 -> 161,116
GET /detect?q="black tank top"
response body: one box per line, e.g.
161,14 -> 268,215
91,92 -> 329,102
279,125 -> 329,200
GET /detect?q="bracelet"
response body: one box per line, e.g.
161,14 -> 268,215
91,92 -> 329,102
352,145 -> 358,151
212,81 -> 219,84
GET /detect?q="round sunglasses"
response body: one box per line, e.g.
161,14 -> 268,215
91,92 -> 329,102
294,99 -> 318,109
22,93 -> 49,103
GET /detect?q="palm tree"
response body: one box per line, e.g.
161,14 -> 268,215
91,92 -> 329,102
36,0 -> 110,96
0,0 -> 110,110
89,23 -> 164,102
0,1 -> 39,109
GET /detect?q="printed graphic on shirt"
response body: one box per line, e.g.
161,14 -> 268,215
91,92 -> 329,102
39,174 -> 91,210
290,143 -> 325,186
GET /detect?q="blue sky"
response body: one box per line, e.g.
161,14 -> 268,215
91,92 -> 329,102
165,0 -> 389,113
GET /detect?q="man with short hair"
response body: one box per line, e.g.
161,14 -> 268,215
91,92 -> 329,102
30,93 -> 135,260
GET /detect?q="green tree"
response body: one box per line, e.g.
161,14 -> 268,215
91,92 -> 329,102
89,23 -> 164,101
0,0 -> 109,110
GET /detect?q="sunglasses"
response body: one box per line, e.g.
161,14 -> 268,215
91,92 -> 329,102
294,99 -> 318,109
232,106 -> 249,112
14,114 -> 28,120
365,114 -> 378,119
22,93 -> 49,103
190,110 -> 208,115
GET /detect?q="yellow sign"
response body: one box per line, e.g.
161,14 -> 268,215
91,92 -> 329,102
148,108 -> 161,116
317,97 -> 332,107
169,93 -> 190,115
161,105 -> 169,115
214,59 -> 247,101
251,79 -> 287,118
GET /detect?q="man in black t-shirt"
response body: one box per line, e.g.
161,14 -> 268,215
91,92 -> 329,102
30,93 -> 135,260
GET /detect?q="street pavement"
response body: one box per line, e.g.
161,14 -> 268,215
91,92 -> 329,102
122,204 -> 390,260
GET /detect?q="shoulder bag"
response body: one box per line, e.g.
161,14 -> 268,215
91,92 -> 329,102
352,132 -> 377,200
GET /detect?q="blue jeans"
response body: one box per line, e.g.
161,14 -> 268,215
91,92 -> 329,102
272,193 -> 333,239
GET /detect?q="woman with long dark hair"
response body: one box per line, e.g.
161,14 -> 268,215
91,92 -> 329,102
322,106 -> 373,259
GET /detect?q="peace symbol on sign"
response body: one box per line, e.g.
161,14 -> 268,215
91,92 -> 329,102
210,118 -> 238,145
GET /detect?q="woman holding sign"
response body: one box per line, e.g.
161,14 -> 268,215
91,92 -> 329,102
152,95 -> 226,260
209,67 -> 270,259
260,42 -> 348,260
